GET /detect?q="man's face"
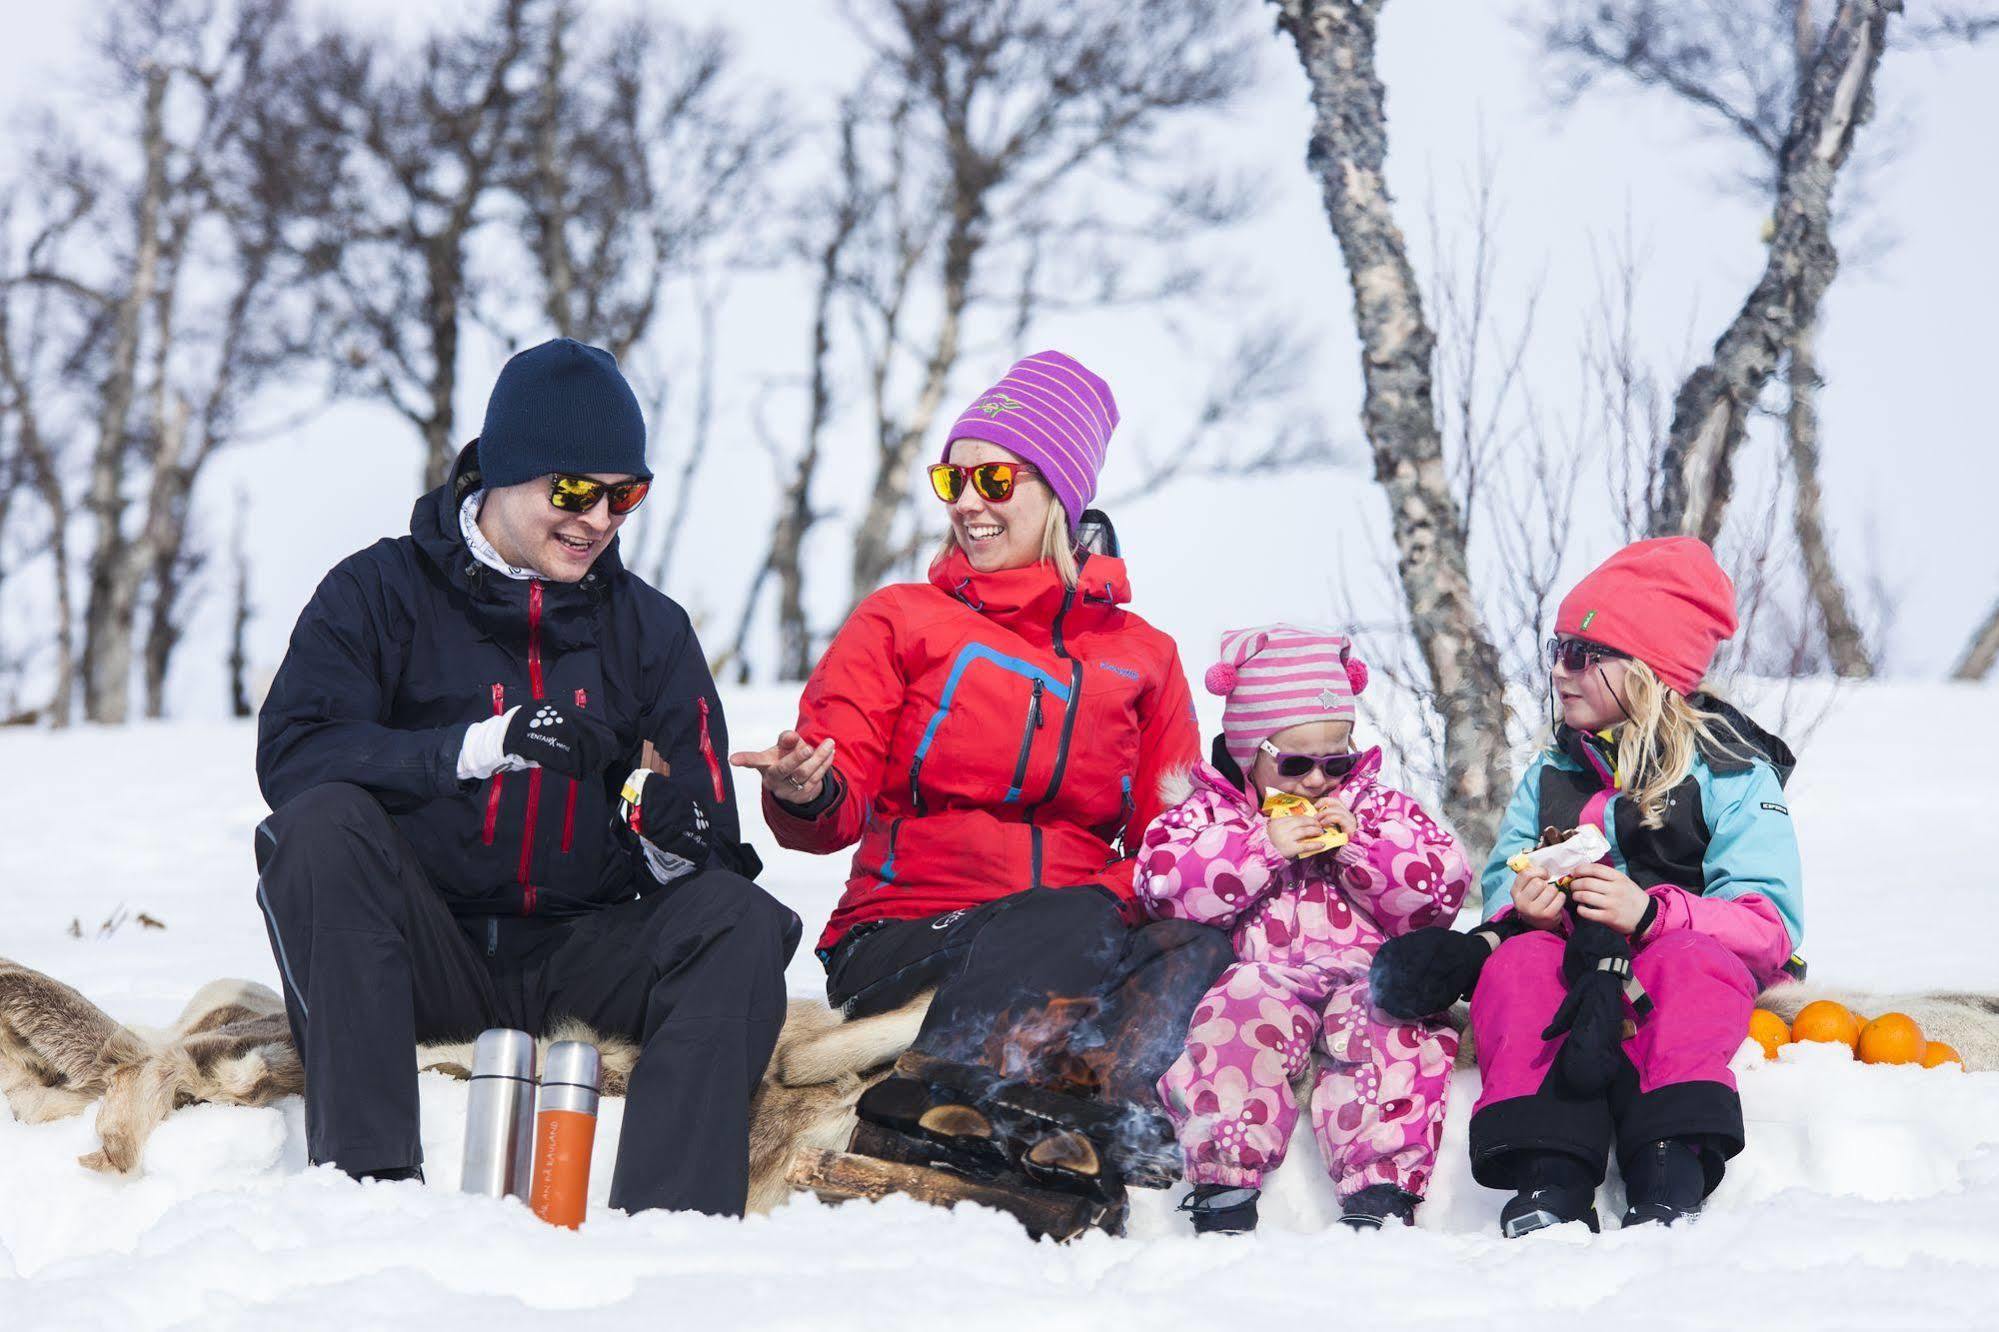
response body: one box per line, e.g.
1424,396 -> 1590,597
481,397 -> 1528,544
479,473 -> 636,583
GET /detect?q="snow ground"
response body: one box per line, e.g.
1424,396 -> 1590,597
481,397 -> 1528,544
4,682 -> 1998,1330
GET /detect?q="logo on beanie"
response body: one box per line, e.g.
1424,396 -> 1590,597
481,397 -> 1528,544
977,394 -> 1025,416
1579,609 -> 1598,631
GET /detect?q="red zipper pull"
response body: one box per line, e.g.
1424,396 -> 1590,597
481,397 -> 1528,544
696,696 -> 727,803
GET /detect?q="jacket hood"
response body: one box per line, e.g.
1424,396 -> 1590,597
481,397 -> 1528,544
1554,694 -> 1796,789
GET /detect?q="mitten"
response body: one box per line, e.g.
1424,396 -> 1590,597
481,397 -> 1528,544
1541,920 -> 1639,1095
503,700 -> 620,779
1370,921 -> 1521,1018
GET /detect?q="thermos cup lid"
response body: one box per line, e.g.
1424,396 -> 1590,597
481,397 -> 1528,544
470,1028 -> 538,1082
542,1040 -> 601,1091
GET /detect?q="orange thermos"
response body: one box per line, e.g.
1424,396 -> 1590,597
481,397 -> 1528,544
529,1041 -> 602,1228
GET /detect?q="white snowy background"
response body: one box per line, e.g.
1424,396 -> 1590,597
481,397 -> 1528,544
3,682 -> 1996,1330
4,0 -> 1999,1326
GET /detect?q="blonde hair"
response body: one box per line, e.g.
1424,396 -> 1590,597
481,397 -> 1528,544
932,483 -> 1080,588
1609,660 -> 1760,829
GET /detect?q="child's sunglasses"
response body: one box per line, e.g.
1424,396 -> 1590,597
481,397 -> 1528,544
1545,636 -> 1628,673
1257,740 -> 1364,781
548,473 -> 651,516
927,461 -> 1039,504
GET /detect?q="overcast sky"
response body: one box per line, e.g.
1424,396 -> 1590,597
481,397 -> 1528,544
3,1 -> 1994,719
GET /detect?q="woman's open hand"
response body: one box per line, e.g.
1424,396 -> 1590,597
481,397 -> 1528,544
730,730 -> 836,804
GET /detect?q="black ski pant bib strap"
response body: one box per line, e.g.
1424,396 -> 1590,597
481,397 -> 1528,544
255,781 -> 801,1216
825,886 -> 1231,1104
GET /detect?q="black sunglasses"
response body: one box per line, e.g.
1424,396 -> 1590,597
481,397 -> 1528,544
1257,740 -> 1364,781
1546,636 -> 1628,673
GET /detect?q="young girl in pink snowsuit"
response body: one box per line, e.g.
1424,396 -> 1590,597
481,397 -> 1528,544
1139,625 -> 1472,1233
1372,538 -> 1804,1237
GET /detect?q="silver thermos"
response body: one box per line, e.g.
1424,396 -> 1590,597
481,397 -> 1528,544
460,1028 -> 537,1201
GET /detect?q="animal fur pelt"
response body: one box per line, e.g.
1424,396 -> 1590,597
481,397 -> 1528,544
0,956 -> 929,1211
1443,981 -> 1999,1071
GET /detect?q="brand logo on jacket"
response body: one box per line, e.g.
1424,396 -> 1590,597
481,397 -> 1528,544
1095,661 -> 1140,681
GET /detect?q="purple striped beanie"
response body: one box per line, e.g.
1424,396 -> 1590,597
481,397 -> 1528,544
942,350 -> 1118,530
1204,625 -> 1371,772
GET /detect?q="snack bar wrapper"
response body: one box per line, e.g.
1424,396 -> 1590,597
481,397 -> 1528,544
1505,824 -> 1611,885
1259,791 -> 1350,856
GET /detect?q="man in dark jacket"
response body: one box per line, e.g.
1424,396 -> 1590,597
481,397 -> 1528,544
254,338 -> 800,1216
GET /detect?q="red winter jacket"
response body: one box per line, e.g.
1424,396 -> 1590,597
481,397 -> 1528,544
765,548 -> 1198,954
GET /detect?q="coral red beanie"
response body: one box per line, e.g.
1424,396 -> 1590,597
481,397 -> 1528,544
1554,538 -> 1738,696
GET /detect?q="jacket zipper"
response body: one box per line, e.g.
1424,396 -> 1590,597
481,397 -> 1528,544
697,695 -> 727,803
482,683 -> 506,846
881,817 -> 903,882
518,581 -> 545,914
560,687 -> 586,853
1006,678 -> 1045,800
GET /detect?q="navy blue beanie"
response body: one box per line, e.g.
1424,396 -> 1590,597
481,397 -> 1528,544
476,338 -> 650,488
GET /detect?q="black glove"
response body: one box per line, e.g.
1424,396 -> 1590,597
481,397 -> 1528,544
1370,922 -> 1518,1019
617,770 -> 764,881
503,700 -> 620,779
1540,920 -> 1636,1096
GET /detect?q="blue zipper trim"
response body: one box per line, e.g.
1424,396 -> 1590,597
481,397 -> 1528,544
910,643 -> 1074,809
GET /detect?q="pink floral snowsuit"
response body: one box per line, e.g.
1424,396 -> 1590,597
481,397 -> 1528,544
1139,752 -> 1472,1199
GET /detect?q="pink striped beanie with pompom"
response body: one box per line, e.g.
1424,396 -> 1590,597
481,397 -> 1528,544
1204,624 -> 1370,773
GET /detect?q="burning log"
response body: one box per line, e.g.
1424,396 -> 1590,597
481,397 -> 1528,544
786,1147 -> 1106,1242
892,1051 -> 1180,1188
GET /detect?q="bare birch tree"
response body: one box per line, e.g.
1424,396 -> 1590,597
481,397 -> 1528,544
835,0 -> 1259,612
294,0 -> 534,488
1272,0 -> 1515,847
1536,0 -> 1896,676
1618,1 -> 1896,555
2,0 -> 317,722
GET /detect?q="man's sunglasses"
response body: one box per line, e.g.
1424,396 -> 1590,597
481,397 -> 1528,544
1257,740 -> 1365,781
1546,636 -> 1628,673
928,461 -> 1040,504
548,473 -> 651,516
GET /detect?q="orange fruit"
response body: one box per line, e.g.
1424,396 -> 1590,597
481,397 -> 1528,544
1747,1009 -> 1791,1060
1790,1000 -> 1860,1051
1920,1041 -> 1963,1071
1857,1013 -> 1927,1066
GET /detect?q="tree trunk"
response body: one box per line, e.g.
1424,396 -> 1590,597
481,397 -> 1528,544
228,489 -> 253,717
81,63 -> 171,724
1783,321 -> 1872,676
1273,0 -> 1514,848
1955,599 -> 1999,681
848,203 -> 977,609
1649,0 -> 1895,542
0,301 -> 72,726
421,231 -> 465,491
534,5 -> 576,339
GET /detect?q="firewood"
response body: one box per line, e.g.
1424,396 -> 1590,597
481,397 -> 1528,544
786,1147 -> 1101,1241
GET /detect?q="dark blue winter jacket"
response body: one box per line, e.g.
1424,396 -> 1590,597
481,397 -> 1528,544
257,442 -> 748,918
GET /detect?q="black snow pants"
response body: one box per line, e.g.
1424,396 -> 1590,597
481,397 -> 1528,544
823,885 -> 1231,1105
253,782 -> 801,1216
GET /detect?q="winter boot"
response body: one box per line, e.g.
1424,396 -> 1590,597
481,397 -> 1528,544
1619,1138 -> 1705,1228
352,1165 -> 424,1185
1178,1183 -> 1260,1235
1499,1151 -> 1599,1238
1338,1183 -> 1420,1230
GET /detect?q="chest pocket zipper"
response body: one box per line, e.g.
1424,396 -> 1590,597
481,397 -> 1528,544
560,688 -> 587,854
1005,679 -> 1046,802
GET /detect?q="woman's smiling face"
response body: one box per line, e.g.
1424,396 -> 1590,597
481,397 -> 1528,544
945,439 -> 1053,573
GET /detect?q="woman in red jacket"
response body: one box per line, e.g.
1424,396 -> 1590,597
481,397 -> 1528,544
733,351 -> 1229,1103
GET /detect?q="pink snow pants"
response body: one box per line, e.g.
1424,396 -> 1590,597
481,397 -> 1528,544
1157,960 -> 1458,1198
1467,928 -> 1755,1189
